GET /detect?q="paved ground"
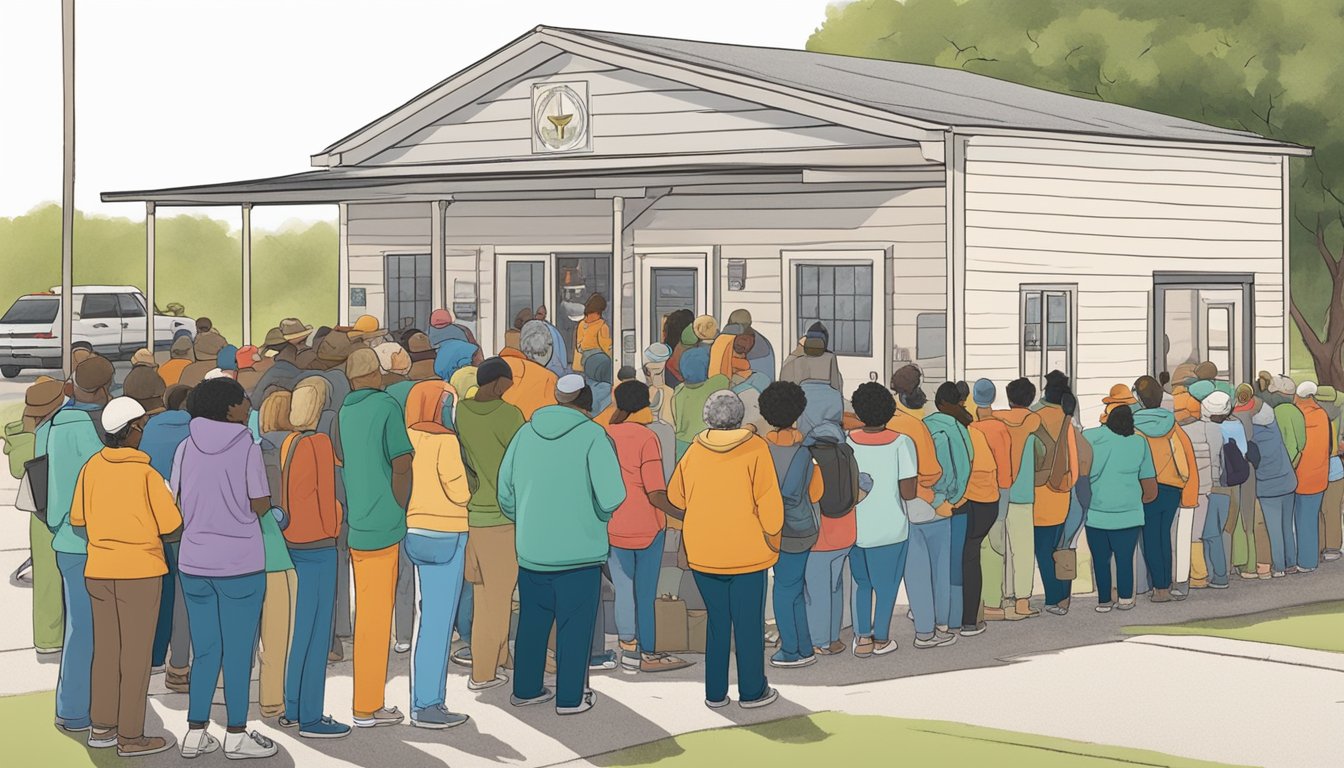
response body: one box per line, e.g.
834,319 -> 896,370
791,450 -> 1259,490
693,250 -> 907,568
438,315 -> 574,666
4,369 -> 1343,767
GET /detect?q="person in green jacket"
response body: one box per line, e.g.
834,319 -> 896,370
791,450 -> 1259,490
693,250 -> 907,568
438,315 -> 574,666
1272,376 -> 1307,467
498,373 -> 626,716
455,357 -> 525,690
7,377 -> 67,654
670,348 -> 730,461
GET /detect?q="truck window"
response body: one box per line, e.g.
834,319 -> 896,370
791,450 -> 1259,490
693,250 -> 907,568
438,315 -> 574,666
81,294 -> 120,319
0,297 -> 60,324
118,293 -> 146,317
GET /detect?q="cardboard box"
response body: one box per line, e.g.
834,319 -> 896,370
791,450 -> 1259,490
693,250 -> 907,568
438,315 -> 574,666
686,609 -> 707,653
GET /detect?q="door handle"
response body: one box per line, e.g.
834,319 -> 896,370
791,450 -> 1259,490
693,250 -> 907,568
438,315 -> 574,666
93,323 -> 108,328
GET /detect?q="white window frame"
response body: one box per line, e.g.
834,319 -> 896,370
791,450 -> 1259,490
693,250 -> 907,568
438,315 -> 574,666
782,249 -> 888,389
1018,283 -> 1078,389
634,247 -> 714,351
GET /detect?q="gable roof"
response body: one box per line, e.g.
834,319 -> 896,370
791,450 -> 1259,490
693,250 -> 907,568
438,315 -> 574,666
316,25 -> 1307,166
562,28 -> 1297,150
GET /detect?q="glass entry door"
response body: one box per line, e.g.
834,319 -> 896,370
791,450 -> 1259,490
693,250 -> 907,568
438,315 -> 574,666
638,253 -> 710,352
554,254 -> 612,357
1154,281 -> 1251,386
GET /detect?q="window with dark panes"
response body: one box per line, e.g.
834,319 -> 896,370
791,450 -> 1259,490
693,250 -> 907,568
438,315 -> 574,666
506,262 -> 545,331
796,263 -> 872,357
80,294 -> 119,319
384,253 -> 431,332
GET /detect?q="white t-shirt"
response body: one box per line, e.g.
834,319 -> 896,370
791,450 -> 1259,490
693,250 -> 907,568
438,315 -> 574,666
847,430 -> 918,548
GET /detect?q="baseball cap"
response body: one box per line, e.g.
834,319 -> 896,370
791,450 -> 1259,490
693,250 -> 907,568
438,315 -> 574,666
236,345 -> 261,370
429,309 -> 452,329
130,348 -> 157,368
643,343 -> 671,363
216,345 -> 240,371
350,314 -> 387,340
1202,390 -> 1233,417
1298,381 -> 1319,399
101,397 -> 146,434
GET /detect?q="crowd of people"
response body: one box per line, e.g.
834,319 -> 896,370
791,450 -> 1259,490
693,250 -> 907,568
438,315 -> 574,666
6,298 -> 1342,760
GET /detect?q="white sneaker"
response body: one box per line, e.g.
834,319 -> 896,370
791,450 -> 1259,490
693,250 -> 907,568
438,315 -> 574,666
468,673 -> 509,691
393,642 -> 411,654
179,728 -> 221,759
223,729 -> 278,760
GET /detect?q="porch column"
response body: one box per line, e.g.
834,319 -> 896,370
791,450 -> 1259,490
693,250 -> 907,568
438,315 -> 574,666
430,199 -> 448,313
610,195 -> 624,382
241,202 -> 253,344
145,202 -> 156,351
338,202 -> 351,325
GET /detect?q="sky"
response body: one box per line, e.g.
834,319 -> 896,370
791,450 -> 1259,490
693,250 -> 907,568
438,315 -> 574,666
1,0 -> 839,230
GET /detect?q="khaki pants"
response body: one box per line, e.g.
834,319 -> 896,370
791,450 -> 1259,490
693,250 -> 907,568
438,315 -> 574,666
1253,499 -> 1273,570
351,544 -> 399,718
1319,478 -> 1344,554
1003,503 -> 1035,599
980,498 -> 1009,608
87,577 -> 161,740
258,570 -> 297,718
465,524 -> 517,684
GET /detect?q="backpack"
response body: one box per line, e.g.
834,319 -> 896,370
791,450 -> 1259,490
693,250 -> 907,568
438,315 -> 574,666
776,444 -> 819,553
1220,435 -> 1252,487
929,419 -> 972,507
809,437 -> 858,518
1032,414 -> 1074,493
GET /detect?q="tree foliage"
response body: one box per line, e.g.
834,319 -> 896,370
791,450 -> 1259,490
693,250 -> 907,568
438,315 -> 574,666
810,0 -> 1344,383
0,204 -> 337,345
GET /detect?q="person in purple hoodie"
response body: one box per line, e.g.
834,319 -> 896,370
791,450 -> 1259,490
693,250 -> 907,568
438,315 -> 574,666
141,385 -> 193,692
170,378 -> 279,760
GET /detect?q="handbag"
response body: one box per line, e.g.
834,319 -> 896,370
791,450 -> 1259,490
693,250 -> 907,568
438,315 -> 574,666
19,454 -> 48,522
1052,547 -> 1077,581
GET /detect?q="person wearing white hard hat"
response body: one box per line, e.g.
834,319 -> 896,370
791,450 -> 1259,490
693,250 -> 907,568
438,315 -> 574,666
1292,381 -> 1331,573
70,397 -> 183,757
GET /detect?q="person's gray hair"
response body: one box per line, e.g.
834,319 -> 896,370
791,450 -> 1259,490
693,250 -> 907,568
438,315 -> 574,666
519,320 -> 554,366
703,390 -> 745,430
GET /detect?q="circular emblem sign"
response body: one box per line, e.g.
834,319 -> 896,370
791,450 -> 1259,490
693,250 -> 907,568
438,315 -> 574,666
533,84 -> 589,152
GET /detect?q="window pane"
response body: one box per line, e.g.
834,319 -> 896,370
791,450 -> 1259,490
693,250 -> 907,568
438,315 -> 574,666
1047,321 -> 1067,349
856,265 -> 873,294
1025,293 -> 1041,324
800,296 -> 818,318
916,313 -> 946,360
819,267 -> 834,293
415,279 -> 431,301
835,266 -> 855,294
855,321 -> 872,356
800,265 -> 818,294
856,294 -> 872,320
1024,324 -> 1041,351
1047,293 -> 1067,322
1207,307 -> 1230,348
81,294 -> 118,319
818,296 -> 834,321
836,295 -> 854,321
118,293 -> 146,317
387,257 -> 399,279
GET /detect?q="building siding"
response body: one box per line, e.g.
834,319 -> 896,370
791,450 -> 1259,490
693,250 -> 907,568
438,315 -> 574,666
962,135 -> 1286,419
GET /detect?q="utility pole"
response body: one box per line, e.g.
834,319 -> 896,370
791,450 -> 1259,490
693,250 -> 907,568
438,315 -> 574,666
60,0 -> 76,376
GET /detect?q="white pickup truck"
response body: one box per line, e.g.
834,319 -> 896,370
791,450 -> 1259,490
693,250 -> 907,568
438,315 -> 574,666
0,285 -> 196,378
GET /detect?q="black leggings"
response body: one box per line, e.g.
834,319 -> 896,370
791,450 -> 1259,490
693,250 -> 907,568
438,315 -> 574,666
960,499 -> 1000,627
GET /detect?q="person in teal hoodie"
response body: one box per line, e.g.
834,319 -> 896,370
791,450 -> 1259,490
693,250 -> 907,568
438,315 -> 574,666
923,382 -> 974,633
44,355 -> 114,734
498,374 -> 626,717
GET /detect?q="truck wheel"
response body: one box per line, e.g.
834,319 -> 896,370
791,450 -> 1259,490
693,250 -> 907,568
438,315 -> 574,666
0,366 -> 20,379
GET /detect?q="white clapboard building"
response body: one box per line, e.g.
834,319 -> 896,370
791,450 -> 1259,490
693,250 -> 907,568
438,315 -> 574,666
105,26 -> 1309,416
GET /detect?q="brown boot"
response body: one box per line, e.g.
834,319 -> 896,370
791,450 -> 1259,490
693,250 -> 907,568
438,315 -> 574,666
118,735 -> 174,758
1014,598 -> 1040,618
165,667 -> 190,693
983,606 -> 1008,621
1150,588 -> 1172,603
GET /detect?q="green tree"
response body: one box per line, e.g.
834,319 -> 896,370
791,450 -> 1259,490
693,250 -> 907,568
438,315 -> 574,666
0,204 -> 336,346
810,0 -> 1344,385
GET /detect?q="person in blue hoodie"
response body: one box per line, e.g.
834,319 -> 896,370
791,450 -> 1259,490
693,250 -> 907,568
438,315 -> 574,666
44,355 -> 113,736
498,374 -> 626,716
141,385 -> 194,690
1250,400 -> 1298,575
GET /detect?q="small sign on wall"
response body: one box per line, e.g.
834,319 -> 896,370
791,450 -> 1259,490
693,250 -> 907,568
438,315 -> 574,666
350,287 -> 366,307
727,259 -> 747,291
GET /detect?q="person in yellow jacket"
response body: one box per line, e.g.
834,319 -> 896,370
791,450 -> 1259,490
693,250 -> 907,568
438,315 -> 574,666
572,293 -> 613,372
403,380 -> 473,729
669,390 -> 782,711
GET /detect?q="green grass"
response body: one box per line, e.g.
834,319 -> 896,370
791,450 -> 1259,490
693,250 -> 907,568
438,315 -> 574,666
0,691 -> 117,768
1126,599 -> 1344,654
595,712 -> 1247,768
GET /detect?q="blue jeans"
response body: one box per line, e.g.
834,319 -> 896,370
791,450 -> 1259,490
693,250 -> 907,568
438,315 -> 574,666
693,569 -> 768,704
515,566 -> 601,709
55,552 -> 93,729
1295,492 -> 1324,570
947,513 -> 968,627
1034,523 -> 1071,606
286,548 -> 338,728
152,541 -> 178,668
1087,526 -> 1140,602
455,577 -> 473,645
180,571 -> 265,727
771,550 -> 812,660
404,533 -> 468,711
608,530 -> 664,654
906,518 -> 952,637
1202,492 -> 1232,585
1259,493 -> 1295,572
804,547 -> 849,646
850,541 -> 907,642
1141,484 -> 1182,589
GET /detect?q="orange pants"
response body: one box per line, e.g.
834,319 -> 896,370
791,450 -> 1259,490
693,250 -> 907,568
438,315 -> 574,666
351,544 -> 399,718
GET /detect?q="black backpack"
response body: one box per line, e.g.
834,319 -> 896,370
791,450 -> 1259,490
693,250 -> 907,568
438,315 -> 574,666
777,445 -> 820,550
1220,436 -> 1253,487
809,437 -> 858,518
